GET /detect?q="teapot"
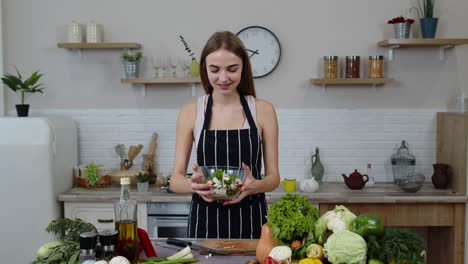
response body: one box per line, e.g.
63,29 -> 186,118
342,169 -> 369,190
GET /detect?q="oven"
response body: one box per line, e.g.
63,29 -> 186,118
147,202 -> 190,238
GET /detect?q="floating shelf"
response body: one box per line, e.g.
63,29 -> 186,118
121,77 -> 201,84
311,78 -> 394,91
377,38 -> 468,61
121,77 -> 201,96
57,42 -> 142,49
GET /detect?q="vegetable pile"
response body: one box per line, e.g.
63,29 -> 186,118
256,194 -> 427,264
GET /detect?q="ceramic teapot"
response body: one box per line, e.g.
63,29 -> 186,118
342,169 -> 369,189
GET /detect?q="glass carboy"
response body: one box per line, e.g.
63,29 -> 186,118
391,140 -> 416,183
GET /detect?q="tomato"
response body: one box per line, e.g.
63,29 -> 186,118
264,256 -> 278,264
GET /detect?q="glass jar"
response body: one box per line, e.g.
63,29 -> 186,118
391,140 -> 416,184
345,56 -> 360,78
368,55 -> 384,78
323,56 -> 338,79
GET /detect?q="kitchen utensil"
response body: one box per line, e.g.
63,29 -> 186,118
281,179 -> 296,192
148,133 -> 158,156
342,169 -> 369,189
432,163 -> 451,189
166,238 -> 229,255
126,144 -> 144,169
115,144 -> 127,170
199,166 -> 246,200
200,240 -> 258,256
398,173 -> 425,192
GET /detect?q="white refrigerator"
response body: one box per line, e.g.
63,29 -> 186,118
0,117 -> 78,263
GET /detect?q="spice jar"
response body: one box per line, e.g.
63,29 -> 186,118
323,56 -> 338,79
345,56 -> 360,78
368,55 -> 384,78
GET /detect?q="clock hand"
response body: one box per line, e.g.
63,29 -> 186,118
246,48 -> 259,55
249,49 -> 259,58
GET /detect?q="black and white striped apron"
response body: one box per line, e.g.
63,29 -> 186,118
188,93 -> 268,239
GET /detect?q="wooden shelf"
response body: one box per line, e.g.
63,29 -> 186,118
311,78 -> 394,85
377,38 -> 468,61
378,38 -> 468,47
57,42 -> 141,49
121,77 -> 201,97
121,77 -> 201,84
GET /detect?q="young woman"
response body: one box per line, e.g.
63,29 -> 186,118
170,31 -> 280,239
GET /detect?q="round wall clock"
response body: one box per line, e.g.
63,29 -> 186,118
236,26 -> 281,78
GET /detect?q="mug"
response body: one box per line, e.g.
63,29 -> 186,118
281,179 -> 297,192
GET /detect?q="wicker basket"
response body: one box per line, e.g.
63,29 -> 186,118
75,175 -> 111,189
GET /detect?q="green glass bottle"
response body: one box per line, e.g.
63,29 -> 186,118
189,58 -> 200,77
311,147 -> 325,184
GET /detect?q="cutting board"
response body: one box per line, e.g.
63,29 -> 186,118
198,240 -> 258,255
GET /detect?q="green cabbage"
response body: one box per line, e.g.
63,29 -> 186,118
324,230 -> 367,264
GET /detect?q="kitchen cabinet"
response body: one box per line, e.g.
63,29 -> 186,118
437,112 -> 468,195
320,203 -> 465,264
64,202 -> 147,231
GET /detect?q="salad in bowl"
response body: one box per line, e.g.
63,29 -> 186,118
200,166 -> 246,200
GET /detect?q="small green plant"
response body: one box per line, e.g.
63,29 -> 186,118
1,68 -> 45,104
83,162 -> 100,186
121,51 -> 143,62
136,171 -> 150,183
179,35 -> 195,60
411,0 -> 435,18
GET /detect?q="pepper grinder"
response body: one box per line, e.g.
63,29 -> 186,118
79,232 -> 98,264
98,229 -> 118,261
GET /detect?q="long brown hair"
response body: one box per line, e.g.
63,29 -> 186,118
199,31 -> 256,97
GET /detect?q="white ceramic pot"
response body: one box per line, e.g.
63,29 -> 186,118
137,181 -> 149,192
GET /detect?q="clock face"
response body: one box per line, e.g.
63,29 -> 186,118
237,26 -> 281,78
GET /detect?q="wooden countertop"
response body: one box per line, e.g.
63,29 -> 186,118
58,183 -> 468,203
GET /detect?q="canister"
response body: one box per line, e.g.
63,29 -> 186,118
323,56 -> 338,79
345,56 -> 360,78
368,55 -> 384,78
86,21 -> 102,43
67,21 -> 83,43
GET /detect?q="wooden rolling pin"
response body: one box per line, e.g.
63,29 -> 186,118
148,133 -> 158,156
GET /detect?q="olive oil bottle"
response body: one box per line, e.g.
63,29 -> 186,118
114,178 -> 139,263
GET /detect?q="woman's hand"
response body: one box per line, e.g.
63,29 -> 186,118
223,163 -> 258,205
190,164 -> 216,203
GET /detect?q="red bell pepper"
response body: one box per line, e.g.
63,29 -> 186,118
138,228 -> 157,257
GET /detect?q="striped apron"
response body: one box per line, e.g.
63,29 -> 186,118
188,93 -> 268,239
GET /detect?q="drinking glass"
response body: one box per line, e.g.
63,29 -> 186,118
160,56 -> 169,78
183,58 -> 191,77
170,56 -> 178,78
151,56 -> 161,78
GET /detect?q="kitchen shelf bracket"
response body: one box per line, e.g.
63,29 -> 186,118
439,45 -> 454,61
387,45 -> 400,61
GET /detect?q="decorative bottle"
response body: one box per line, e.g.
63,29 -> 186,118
114,178 -> 139,263
311,147 -> 325,184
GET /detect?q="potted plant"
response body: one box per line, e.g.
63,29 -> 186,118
1,69 -> 45,117
122,51 -> 143,78
136,171 -> 150,192
83,162 -> 101,186
411,0 -> 438,38
387,16 -> 415,39
179,35 -> 199,77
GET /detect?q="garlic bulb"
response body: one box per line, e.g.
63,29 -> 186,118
300,179 -> 319,193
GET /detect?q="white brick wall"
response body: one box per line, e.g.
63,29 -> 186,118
28,108 -> 441,183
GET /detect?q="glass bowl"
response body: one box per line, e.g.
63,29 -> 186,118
398,174 -> 425,193
200,166 -> 246,200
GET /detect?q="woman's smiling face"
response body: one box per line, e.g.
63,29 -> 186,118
205,48 -> 243,95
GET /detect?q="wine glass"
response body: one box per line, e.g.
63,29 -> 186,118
160,56 -> 169,78
151,56 -> 161,78
183,58 -> 191,77
170,56 -> 178,78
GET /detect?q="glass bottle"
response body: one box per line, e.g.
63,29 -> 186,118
323,56 -> 338,79
79,232 -> 98,264
345,56 -> 360,78
311,147 -> 325,184
98,229 -> 118,261
367,163 -> 375,185
391,140 -> 416,183
114,178 -> 139,263
368,55 -> 384,78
